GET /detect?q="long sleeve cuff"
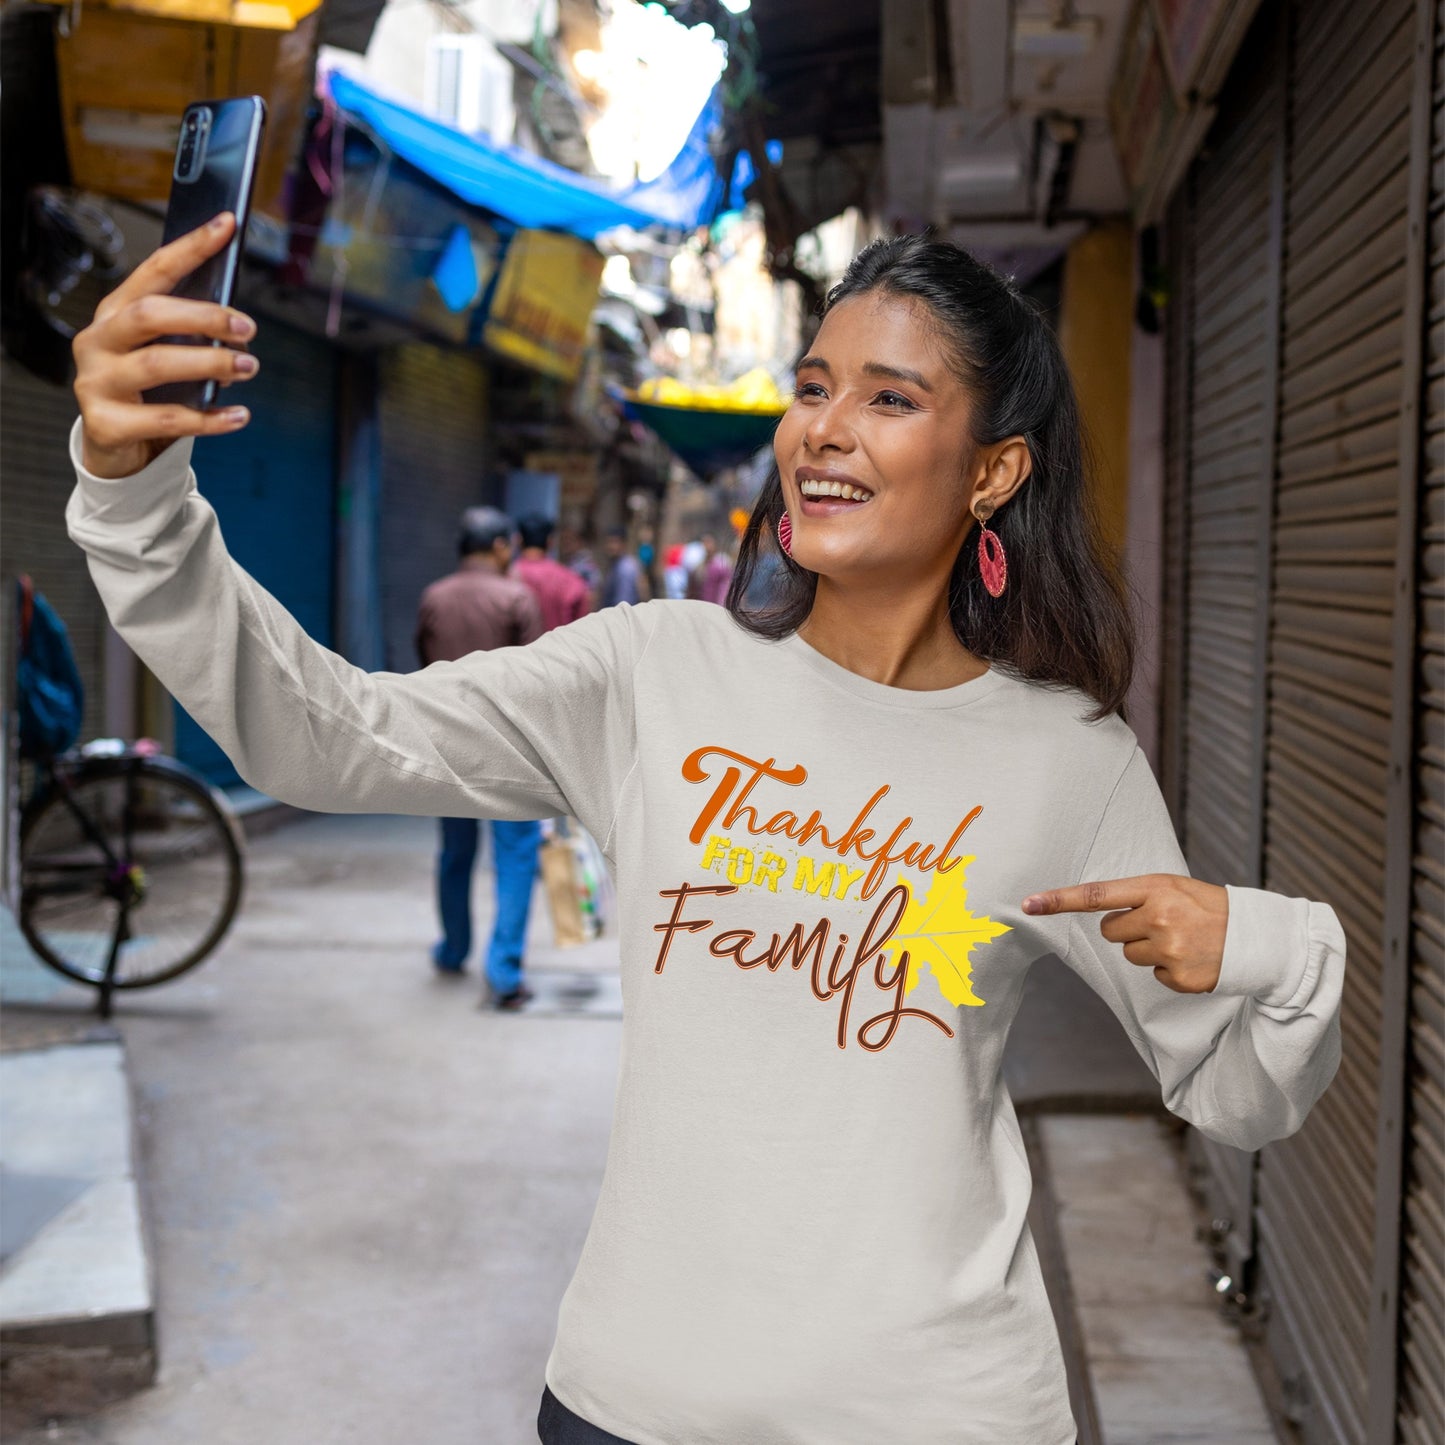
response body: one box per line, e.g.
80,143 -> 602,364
66,418 -> 196,538
1212,883 -> 1343,1010
66,421 -> 197,566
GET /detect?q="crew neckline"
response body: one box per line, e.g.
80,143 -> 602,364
778,629 -> 1011,711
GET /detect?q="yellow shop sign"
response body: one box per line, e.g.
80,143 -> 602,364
483,230 -> 605,383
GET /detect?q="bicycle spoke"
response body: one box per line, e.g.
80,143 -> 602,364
56,778 -> 122,870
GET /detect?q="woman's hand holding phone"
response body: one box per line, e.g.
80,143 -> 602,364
73,213 -> 258,480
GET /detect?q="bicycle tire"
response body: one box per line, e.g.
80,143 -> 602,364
19,754 -> 245,989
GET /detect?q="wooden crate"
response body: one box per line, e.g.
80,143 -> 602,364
47,0 -> 320,215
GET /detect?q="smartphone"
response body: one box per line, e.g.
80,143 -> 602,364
144,96 -> 267,410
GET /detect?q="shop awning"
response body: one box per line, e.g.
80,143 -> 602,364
325,70 -> 725,240
620,398 -> 782,480
619,370 -> 787,478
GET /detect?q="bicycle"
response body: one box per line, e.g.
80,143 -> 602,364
12,578 -> 245,1017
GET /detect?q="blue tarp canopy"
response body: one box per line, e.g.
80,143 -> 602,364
326,70 -> 725,239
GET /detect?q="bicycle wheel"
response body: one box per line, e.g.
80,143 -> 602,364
19,755 -> 245,988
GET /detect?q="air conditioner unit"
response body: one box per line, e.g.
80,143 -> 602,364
425,35 -> 514,142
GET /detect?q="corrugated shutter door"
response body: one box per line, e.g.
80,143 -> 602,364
1160,203 -> 1190,823
174,321 -> 338,785
1255,0 -> 1416,1439
1173,39 -> 1282,1281
1399,4 -> 1445,1440
377,344 -> 490,672
0,358 -> 108,742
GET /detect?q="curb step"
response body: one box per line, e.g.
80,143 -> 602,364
0,1041 -> 154,1427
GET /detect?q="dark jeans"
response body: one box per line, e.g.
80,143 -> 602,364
537,1386 -> 1079,1443
537,1386 -> 637,1444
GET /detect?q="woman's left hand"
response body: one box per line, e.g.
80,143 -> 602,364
1020,875 -> 1229,994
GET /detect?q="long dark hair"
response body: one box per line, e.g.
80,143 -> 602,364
726,234 -> 1135,723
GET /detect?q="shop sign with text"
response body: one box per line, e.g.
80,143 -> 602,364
484,230 -> 605,383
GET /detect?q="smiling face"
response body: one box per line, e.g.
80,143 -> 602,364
773,291 -> 981,587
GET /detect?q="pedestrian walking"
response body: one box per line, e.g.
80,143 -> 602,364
415,506 -> 544,1009
513,513 -> 591,632
557,524 -> 601,611
635,524 -> 660,598
599,527 -> 646,607
68,218 -> 1346,1445
661,542 -> 690,600
685,531 -> 734,605
678,537 -> 705,591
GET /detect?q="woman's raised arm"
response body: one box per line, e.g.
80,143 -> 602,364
67,218 -> 642,846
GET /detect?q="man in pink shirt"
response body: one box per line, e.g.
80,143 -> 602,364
512,514 -> 592,631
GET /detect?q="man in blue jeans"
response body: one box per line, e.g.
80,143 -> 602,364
416,507 -> 544,1009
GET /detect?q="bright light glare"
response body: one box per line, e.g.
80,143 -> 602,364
720,0 -> 751,11
572,49 -> 604,80
603,254 -> 635,293
588,116 -> 632,179
583,1 -> 728,182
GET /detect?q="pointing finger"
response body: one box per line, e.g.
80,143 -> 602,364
1022,877 -> 1156,916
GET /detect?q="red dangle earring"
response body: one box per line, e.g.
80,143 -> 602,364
975,503 -> 1008,597
777,510 -> 794,558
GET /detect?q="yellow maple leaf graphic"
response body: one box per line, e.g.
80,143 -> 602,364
880,858 -> 1011,1009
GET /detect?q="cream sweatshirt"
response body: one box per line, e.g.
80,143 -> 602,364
67,424 -> 1345,1445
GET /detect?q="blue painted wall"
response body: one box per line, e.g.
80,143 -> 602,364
175,322 -> 338,786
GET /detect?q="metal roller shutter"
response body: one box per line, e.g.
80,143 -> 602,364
1398,4 -> 1444,1441
1172,30 -> 1285,1285
0,358 -> 108,743
376,343 -> 491,673
174,321 -> 338,785
1160,203 -> 1190,831
1254,0 -> 1417,1439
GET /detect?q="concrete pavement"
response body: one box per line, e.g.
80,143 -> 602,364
3,810 -> 1283,1444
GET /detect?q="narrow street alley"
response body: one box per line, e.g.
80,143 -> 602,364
4,0 -> 1437,1437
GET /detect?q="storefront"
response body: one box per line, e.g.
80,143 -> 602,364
1157,1 -> 1441,1440
374,343 -> 493,674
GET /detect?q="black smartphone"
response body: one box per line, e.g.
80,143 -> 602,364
144,96 -> 266,410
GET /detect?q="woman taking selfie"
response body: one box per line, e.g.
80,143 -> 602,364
68,218 -> 1345,1445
